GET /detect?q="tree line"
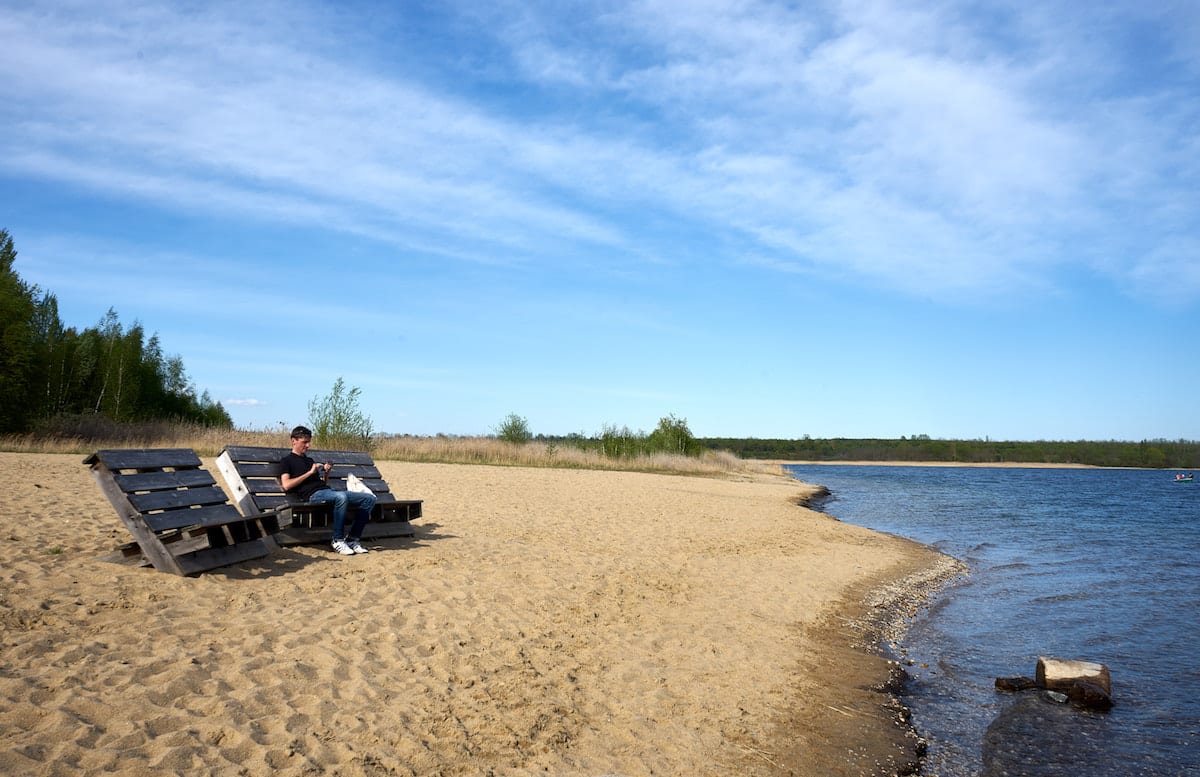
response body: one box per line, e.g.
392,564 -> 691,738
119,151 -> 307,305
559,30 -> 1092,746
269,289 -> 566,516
0,229 -> 232,434
476,411 -> 1200,470
698,436 -> 1200,469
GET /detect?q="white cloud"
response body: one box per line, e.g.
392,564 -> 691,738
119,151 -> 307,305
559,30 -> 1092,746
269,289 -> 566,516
1,0 -> 1197,307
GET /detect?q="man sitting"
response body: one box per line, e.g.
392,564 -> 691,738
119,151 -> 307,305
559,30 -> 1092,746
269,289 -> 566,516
279,425 -> 376,555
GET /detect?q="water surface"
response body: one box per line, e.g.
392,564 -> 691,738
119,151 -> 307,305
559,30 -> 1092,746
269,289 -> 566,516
784,465 -> 1200,777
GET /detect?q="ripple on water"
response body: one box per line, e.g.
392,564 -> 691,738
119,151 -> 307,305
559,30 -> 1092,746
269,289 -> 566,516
784,465 -> 1200,777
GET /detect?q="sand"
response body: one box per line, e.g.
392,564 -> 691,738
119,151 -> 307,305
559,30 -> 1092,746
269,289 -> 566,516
0,452 -> 958,776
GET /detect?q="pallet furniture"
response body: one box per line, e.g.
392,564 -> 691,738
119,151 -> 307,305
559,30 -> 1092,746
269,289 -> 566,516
216,445 -> 421,545
85,448 -> 280,575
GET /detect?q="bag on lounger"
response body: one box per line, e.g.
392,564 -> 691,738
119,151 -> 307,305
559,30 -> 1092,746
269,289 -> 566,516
346,473 -> 373,494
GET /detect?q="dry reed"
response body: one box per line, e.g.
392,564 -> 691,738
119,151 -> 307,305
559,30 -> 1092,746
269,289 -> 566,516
0,425 -> 781,479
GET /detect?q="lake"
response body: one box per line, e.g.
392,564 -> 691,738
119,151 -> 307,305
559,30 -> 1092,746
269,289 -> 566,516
783,465 -> 1200,777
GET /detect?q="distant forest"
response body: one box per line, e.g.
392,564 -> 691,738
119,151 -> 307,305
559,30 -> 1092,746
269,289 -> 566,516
0,229 -> 232,434
698,436 -> 1200,470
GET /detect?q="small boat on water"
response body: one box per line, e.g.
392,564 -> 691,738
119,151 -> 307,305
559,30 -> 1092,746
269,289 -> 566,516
1174,473 -> 1194,482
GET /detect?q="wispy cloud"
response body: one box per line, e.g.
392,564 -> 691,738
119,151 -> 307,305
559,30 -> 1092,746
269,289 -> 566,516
2,0 -> 1196,307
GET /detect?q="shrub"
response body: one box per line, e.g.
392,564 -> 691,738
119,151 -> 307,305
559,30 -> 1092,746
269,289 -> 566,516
495,413 -> 532,445
307,377 -> 374,450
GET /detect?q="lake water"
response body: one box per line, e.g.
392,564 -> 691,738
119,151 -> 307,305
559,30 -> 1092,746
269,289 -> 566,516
783,465 -> 1200,777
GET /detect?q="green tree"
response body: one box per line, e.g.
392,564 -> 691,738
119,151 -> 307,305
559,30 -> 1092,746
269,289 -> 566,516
599,423 -> 644,458
31,290 -> 67,418
648,413 -> 698,456
0,229 -> 38,431
495,412 -> 532,444
193,389 -> 232,428
308,377 -> 374,449
0,228 -> 231,432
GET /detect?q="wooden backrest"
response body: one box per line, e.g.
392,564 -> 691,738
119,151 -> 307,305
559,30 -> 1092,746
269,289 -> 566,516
85,448 -> 275,575
216,445 -> 399,514
86,448 -> 247,531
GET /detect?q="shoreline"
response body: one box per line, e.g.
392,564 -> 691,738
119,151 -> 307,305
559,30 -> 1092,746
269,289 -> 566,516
0,453 -> 956,776
759,545 -> 965,776
774,459 -> 1102,468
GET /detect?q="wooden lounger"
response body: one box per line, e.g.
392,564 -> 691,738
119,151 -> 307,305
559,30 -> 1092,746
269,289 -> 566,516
216,445 -> 421,546
85,448 -> 280,575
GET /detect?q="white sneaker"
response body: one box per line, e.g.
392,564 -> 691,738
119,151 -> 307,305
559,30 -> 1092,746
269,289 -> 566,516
331,539 -> 355,556
347,540 -> 369,554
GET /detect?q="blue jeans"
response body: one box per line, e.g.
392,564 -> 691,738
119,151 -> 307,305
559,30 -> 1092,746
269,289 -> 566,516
308,488 -> 376,541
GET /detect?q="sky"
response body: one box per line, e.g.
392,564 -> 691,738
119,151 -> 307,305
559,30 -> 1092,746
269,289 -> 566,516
2,0 -> 1198,441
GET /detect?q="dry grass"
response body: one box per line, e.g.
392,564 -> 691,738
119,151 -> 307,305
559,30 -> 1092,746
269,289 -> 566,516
0,425 -> 782,479
0,426 -> 278,457
372,436 -> 781,477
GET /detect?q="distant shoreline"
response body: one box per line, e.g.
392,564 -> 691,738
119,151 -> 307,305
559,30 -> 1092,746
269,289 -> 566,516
706,438 -> 1198,471
773,460 -> 1103,468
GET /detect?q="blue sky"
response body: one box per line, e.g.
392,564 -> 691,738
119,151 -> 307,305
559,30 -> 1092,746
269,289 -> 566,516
3,0 -> 1198,441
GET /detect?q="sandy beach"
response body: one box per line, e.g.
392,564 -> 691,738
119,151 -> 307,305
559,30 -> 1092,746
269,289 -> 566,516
0,452 -> 957,776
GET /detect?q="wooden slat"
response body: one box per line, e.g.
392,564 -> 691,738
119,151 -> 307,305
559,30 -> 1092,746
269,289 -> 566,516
253,494 -> 296,511
176,538 -> 272,575
142,503 -> 248,533
114,469 -> 216,492
277,499 -> 420,526
215,450 -> 256,518
127,485 -> 231,514
231,462 -> 281,478
225,445 -> 377,468
308,449 -> 375,466
245,481 -> 287,497
273,520 -> 415,546
378,500 -> 423,522
158,531 -> 213,558
328,464 -> 382,479
355,478 -> 390,493
219,446 -> 282,463
85,448 -> 201,470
